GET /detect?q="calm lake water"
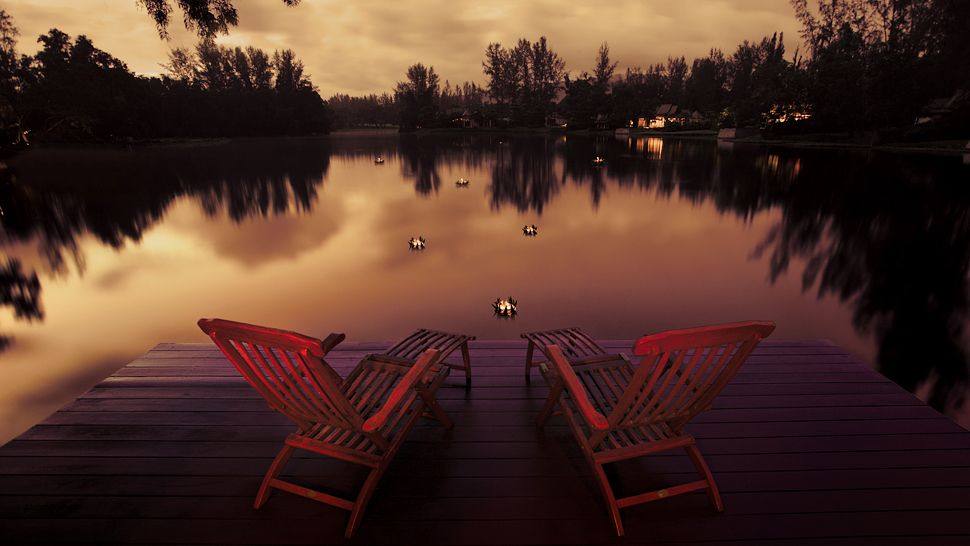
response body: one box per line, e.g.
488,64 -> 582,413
1,133 -> 968,442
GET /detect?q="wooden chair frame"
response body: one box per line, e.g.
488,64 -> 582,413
378,328 -> 475,387
534,321 -> 775,536
522,327 -> 621,384
198,318 -> 457,538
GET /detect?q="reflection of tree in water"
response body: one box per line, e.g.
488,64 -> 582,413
751,152 -> 970,415
0,259 -> 42,350
585,137 -> 970,418
396,135 -> 492,196
398,136 -> 442,196
1,135 -> 967,421
559,136 -> 610,208
487,137 -> 560,214
487,135 -> 969,417
0,139 -> 334,351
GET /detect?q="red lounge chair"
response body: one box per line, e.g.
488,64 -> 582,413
198,318 -> 461,538
534,321 -> 775,536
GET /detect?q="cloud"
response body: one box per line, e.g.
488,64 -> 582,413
3,0 -> 801,95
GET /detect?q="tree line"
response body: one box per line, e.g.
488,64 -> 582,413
0,9 -> 331,149
1,0 -> 967,140
344,0 -> 967,137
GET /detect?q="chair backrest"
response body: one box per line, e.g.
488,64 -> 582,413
612,321 -> 775,430
198,318 -> 360,431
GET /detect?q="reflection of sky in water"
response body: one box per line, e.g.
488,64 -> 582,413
0,135 -> 968,442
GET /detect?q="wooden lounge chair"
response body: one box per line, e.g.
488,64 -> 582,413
378,328 -> 475,387
522,327 -> 622,383
534,321 -> 776,536
198,318 -> 460,538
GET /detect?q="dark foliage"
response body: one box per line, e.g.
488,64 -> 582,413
792,0 -> 970,133
138,0 -> 301,38
395,63 -> 441,131
0,258 -> 42,351
0,18 -> 330,146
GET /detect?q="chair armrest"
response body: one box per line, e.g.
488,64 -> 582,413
362,348 -> 441,433
570,353 -> 627,366
546,345 -> 610,431
365,353 -> 413,366
319,332 -> 346,354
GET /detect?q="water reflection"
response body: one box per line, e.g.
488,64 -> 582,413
1,134 -> 968,429
0,258 -> 42,350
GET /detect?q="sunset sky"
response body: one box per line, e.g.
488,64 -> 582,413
4,0 -> 801,96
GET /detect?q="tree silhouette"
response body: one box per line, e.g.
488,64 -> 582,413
593,42 -> 618,90
139,0 -> 302,38
395,64 -> 440,131
481,37 -> 564,126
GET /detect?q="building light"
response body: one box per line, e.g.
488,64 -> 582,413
455,177 -> 470,187
374,156 -> 385,164
522,224 -> 538,237
592,156 -> 606,166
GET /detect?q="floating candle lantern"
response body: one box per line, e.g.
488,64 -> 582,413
592,156 -> 606,166
492,297 -> 518,318
374,156 -> 385,164
455,177 -> 470,187
522,224 -> 538,236
408,236 -> 427,251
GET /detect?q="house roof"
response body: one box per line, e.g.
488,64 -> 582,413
922,89 -> 967,114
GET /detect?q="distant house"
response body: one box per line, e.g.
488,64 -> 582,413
459,109 -> 482,129
631,104 -> 693,129
631,105 -> 705,129
545,113 -> 568,129
916,90 -> 967,125
651,104 -> 677,128
767,104 -> 812,124
447,108 -> 486,129
593,114 -> 610,130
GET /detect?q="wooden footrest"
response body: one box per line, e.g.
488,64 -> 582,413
521,327 -> 608,361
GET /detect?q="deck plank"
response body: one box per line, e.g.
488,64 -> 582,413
1,339 -> 968,545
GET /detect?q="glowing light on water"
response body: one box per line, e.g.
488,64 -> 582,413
408,236 -> 426,251
492,297 -> 518,318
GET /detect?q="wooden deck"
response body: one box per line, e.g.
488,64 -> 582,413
2,339 -> 970,545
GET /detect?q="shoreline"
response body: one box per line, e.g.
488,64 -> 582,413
11,129 -> 969,158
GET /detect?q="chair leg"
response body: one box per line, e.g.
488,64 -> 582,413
254,444 -> 294,509
685,444 -> 723,512
345,467 -> 384,538
419,389 -> 454,430
591,462 -> 625,536
460,341 -> 472,388
535,382 -> 563,428
524,341 -> 535,384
